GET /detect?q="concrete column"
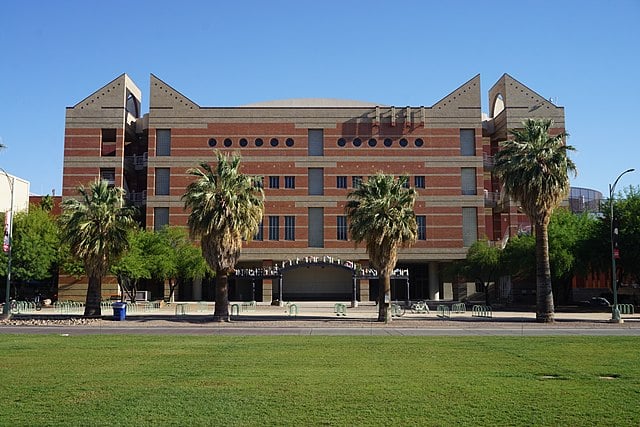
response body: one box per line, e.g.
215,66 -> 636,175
192,277 -> 202,301
428,261 -> 440,300
262,279 -> 273,303
360,279 -> 370,302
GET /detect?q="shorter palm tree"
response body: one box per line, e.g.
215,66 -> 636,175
60,180 -> 137,316
182,152 -> 264,322
346,173 -> 417,322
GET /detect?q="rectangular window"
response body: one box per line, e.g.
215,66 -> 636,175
285,216 -> 295,241
268,216 -> 279,241
308,129 -> 324,156
155,168 -> 170,195
461,168 -> 477,195
254,219 -> 264,241
269,176 -> 280,189
460,129 -> 475,156
352,176 -> 363,189
400,176 -> 410,189
308,208 -> 324,248
414,176 -> 425,189
156,129 -> 171,156
462,207 -> 478,247
154,207 -> 169,231
337,176 -> 347,189
308,168 -> 324,195
337,216 -> 348,241
285,176 -> 295,189
254,177 -> 264,189
416,215 -> 426,240
100,168 -> 116,187
101,129 -> 116,157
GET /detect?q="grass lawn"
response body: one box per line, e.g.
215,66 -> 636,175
0,335 -> 638,426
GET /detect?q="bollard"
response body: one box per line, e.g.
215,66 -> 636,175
230,303 -> 240,316
288,303 -> 298,317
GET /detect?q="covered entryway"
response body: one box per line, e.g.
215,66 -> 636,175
279,264 -> 354,301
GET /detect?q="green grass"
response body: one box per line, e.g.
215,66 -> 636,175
0,336 -> 639,426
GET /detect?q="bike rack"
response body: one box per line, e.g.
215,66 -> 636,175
334,303 -> 347,316
437,305 -> 450,318
472,305 -> 492,318
618,304 -> 635,315
452,303 -> 466,314
230,303 -> 240,316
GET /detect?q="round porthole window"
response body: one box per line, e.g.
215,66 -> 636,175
224,138 -> 232,147
239,138 -> 248,147
255,138 -> 264,147
368,138 -> 377,147
286,138 -> 294,147
384,138 -> 393,147
353,138 -> 362,147
415,138 -> 424,147
337,138 -> 346,147
399,138 -> 408,147
208,138 -> 217,147
270,138 -> 279,147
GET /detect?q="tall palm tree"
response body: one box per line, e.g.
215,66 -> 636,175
60,180 -> 137,316
493,118 -> 576,323
182,152 -> 264,322
346,173 -> 417,323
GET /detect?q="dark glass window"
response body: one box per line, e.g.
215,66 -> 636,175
285,138 -> 294,147
337,176 -> 347,189
399,138 -> 408,147
270,138 -> 279,147
415,176 -> 425,189
353,138 -> 362,147
285,176 -> 295,189
384,138 -> 393,147
239,138 -> 248,147
337,138 -> 346,147
417,215 -> 426,240
337,216 -> 348,241
285,216 -> 295,241
268,216 -> 279,241
224,138 -> 232,147
368,138 -> 377,147
415,138 -> 424,147
255,138 -> 264,147
269,176 -> 280,189
208,138 -> 217,147
352,176 -> 363,188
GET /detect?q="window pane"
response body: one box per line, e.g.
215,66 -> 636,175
337,216 -> 348,241
155,168 -> 170,195
254,219 -> 264,241
461,168 -> 477,195
268,216 -> 279,241
352,176 -> 363,189
157,129 -> 171,156
337,176 -> 347,189
285,176 -> 295,189
460,129 -> 475,156
154,207 -> 169,231
308,168 -> 324,195
417,215 -> 426,240
285,216 -> 295,241
308,129 -> 324,156
415,176 -> 425,189
308,208 -> 324,248
462,207 -> 477,246
269,176 -> 280,189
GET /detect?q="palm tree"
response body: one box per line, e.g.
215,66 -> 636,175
182,152 -> 264,322
346,173 -> 417,323
60,180 -> 137,316
493,118 -> 576,323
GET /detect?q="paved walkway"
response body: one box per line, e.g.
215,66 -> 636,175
2,301 -> 640,335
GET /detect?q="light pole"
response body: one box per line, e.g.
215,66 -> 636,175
610,168 -> 634,323
1,168 -> 15,317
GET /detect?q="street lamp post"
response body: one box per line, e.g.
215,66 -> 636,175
1,168 -> 15,317
610,168 -> 635,324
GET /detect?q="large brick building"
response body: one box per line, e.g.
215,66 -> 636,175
60,73 -> 565,303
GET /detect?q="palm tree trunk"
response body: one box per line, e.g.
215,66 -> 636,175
84,275 -> 102,317
213,271 -> 230,322
378,274 -> 391,323
535,220 -> 554,323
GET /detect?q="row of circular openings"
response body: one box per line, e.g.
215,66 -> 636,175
209,137 -> 295,148
338,138 -> 424,147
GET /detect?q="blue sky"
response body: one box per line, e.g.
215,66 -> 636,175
1,0 -> 638,196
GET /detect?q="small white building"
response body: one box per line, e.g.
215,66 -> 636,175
0,171 -> 30,214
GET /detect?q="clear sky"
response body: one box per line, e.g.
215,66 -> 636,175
1,0 -> 638,196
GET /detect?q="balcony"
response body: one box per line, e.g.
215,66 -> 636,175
484,190 -> 501,208
483,153 -> 494,169
129,190 -> 147,206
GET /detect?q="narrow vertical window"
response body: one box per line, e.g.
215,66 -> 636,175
352,176 -> 363,189
285,216 -> 295,241
308,208 -> 324,248
100,168 -> 116,187
101,129 -> 117,157
154,207 -> 169,231
285,176 -> 295,189
156,129 -> 171,156
461,168 -> 477,195
268,216 -> 279,241
308,168 -> 324,195
269,176 -> 280,189
337,216 -> 348,241
462,207 -> 477,247
308,129 -> 324,156
460,129 -> 475,156
414,176 -> 425,189
155,168 -> 170,195
254,219 -> 264,241
416,215 -> 426,240
337,176 -> 347,189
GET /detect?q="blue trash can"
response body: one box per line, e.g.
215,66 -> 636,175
112,302 -> 127,321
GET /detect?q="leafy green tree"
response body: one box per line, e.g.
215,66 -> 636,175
60,180 -> 137,316
493,118 -> 576,322
346,173 -> 417,323
0,204 -> 60,284
451,240 -> 502,305
111,229 -> 151,302
182,152 -> 264,321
